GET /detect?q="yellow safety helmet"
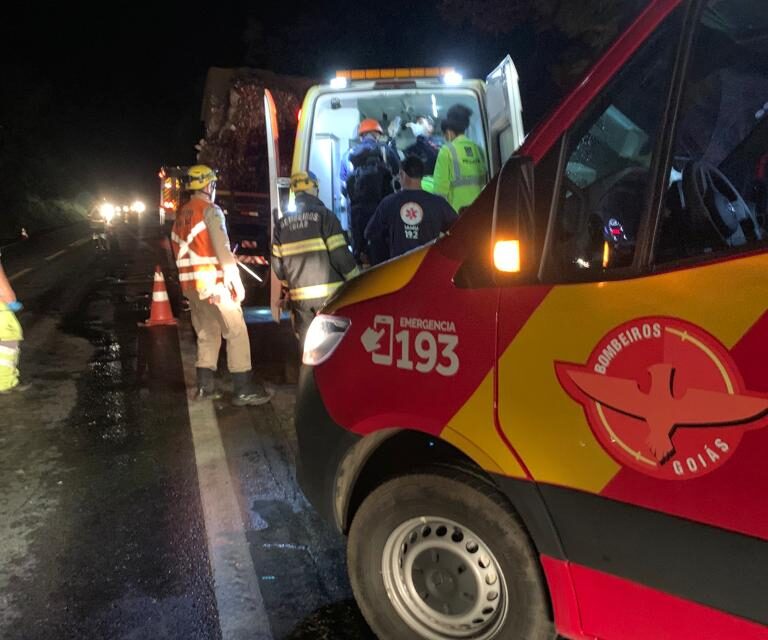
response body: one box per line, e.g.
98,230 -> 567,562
186,164 -> 217,190
290,170 -> 319,194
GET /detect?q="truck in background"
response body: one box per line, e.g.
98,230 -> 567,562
158,166 -> 186,226
195,67 -> 314,306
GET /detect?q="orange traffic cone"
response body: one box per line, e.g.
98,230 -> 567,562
140,266 -> 177,327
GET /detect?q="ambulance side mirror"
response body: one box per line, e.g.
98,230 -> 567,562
491,155 -> 535,282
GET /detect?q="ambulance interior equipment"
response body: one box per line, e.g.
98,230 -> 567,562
307,89 -> 485,229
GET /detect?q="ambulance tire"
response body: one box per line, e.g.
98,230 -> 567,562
348,469 -> 554,640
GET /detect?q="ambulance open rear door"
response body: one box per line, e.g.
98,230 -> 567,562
485,56 -> 525,171
264,88 -> 287,323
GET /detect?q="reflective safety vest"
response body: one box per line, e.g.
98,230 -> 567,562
433,135 -> 488,212
171,196 -> 223,295
0,303 -> 22,391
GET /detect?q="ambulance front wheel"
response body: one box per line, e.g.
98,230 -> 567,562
347,470 -> 554,640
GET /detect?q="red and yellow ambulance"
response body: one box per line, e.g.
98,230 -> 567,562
293,1 -> 768,638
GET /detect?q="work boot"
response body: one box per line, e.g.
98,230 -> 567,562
194,367 -> 221,401
231,371 -> 272,407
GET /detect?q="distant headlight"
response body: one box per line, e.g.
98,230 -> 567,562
131,200 -> 146,213
99,203 -> 115,222
303,314 -> 351,365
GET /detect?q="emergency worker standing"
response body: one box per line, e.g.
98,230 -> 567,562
405,115 -> 441,176
365,156 -> 457,264
342,119 -> 400,263
0,250 -> 24,393
171,165 -> 271,406
433,104 -> 488,212
272,171 -> 359,342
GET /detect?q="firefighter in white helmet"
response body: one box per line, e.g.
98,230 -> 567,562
171,164 -> 271,405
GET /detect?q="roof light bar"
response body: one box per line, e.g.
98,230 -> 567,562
335,67 -> 455,81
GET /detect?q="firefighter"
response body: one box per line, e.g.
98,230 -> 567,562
272,171 -> 359,343
365,156 -> 457,265
0,250 -> 23,393
341,118 -> 401,263
171,165 -> 271,406
433,104 -> 488,212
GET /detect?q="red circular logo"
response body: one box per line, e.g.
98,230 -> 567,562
556,317 -> 768,480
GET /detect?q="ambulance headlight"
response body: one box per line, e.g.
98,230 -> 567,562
303,314 -> 351,366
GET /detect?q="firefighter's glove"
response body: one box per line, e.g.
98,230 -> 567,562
223,264 -> 245,303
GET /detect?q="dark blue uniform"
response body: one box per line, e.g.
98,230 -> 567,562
405,136 -> 440,175
364,189 -> 457,264
342,138 -> 401,260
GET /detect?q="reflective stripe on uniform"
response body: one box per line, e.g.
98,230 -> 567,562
0,345 -> 18,367
325,234 -> 348,252
176,256 -> 219,267
174,220 -> 207,259
453,176 -> 487,187
0,341 -> 19,390
289,282 -> 342,301
447,141 -> 462,178
345,266 -> 361,280
274,238 -> 328,257
178,270 -> 224,282
446,142 -> 487,187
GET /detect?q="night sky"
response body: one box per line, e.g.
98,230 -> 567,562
1,1 -> 642,218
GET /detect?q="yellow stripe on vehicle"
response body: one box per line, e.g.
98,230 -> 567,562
441,372 -> 528,478
498,252 -> 768,494
325,245 -> 430,313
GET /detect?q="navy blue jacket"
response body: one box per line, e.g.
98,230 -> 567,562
364,188 -> 457,264
405,136 -> 440,174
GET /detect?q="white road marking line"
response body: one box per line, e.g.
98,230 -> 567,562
177,323 -> 273,640
8,267 -> 34,283
44,248 -> 68,261
68,238 -> 90,248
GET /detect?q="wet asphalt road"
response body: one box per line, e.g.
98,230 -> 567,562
0,220 -> 375,639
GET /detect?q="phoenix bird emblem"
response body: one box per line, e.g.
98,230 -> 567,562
558,362 -> 768,464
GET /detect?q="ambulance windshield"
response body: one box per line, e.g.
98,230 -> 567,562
307,88 -> 484,229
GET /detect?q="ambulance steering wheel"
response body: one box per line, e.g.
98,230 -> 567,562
682,160 -> 760,247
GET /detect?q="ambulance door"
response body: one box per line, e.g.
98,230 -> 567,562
264,88 -> 285,323
484,56 -> 524,173
496,4 -> 767,636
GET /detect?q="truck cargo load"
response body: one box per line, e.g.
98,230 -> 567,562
195,67 -> 315,305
